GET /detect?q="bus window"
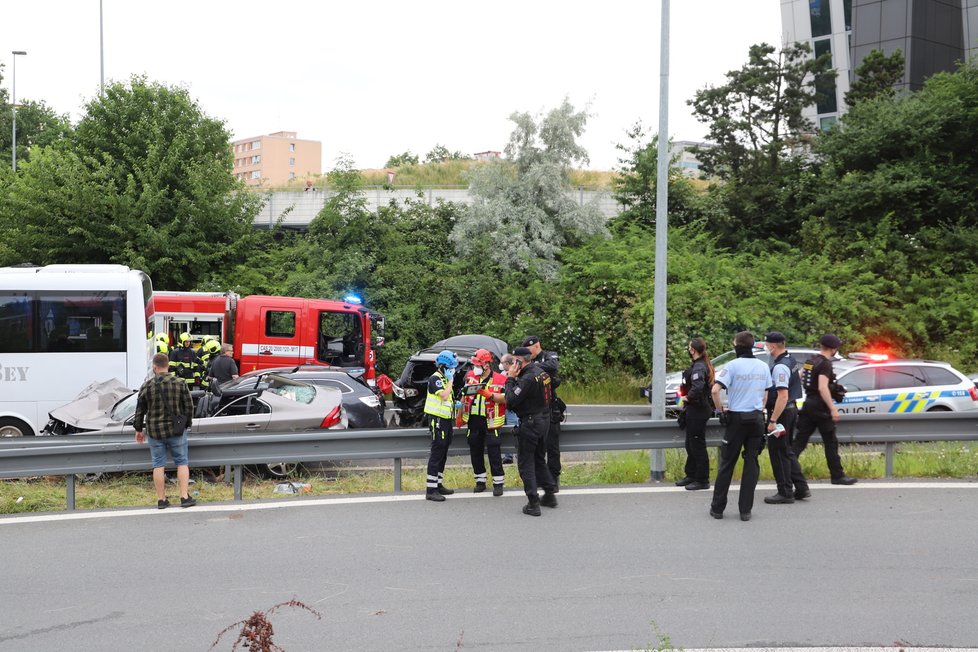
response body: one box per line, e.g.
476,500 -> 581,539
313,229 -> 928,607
38,291 -> 127,353
0,292 -> 33,353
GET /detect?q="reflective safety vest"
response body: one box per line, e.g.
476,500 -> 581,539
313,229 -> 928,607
424,371 -> 454,419
461,370 -> 507,430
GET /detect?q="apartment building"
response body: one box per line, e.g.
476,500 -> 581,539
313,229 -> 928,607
781,0 -> 978,130
231,131 -> 322,186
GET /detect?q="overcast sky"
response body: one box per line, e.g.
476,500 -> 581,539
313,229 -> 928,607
2,1 -> 783,171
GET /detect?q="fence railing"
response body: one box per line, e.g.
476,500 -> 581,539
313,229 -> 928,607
2,413 -> 977,511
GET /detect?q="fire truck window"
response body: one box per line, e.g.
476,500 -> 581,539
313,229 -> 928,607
265,311 -> 296,338
318,312 -> 362,366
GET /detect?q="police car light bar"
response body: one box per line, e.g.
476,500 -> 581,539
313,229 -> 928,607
848,352 -> 890,361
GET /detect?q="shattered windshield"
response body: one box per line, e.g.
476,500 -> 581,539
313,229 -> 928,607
110,393 -> 139,422
263,375 -> 316,404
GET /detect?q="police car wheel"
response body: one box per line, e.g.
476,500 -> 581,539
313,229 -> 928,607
925,405 -> 951,412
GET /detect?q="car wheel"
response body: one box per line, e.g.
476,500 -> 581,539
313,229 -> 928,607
926,405 -> 952,412
0,417 -> 34,438
261,462 -> 302,479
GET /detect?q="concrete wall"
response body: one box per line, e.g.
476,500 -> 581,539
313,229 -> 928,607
253,187 -> 623,229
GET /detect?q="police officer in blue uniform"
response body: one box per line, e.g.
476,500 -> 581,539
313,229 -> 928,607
709,331 -> 772,522
762,332 -> 810,503
499,346 -> 557,516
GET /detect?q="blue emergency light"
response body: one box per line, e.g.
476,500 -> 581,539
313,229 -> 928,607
343,294 -> 363,305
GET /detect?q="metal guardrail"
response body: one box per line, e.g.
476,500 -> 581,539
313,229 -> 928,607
2,413 -> 977,511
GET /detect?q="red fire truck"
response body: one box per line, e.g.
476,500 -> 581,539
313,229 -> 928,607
151,291 -> 385,385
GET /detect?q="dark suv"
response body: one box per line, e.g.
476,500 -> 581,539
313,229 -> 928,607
391,335 -> 508,427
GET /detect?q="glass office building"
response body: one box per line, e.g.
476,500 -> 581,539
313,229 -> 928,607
781,0 -> 978,130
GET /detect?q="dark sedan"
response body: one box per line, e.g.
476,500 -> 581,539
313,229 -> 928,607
224,366 -> 385,428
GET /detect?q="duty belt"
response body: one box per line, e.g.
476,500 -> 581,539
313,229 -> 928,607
520,411 -> 550,423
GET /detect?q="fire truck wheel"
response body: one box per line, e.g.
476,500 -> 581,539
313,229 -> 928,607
261,462 -> 302,479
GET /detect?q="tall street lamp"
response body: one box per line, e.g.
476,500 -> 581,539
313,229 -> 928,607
11,50 -> 27,172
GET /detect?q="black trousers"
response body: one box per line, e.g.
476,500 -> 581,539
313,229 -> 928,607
683,404 -> 711,483
710,411 -> 764,516
546,417 -> 561,480
425,417 -> 453,489
517,412 -> 555,501
467,415 -> 504,484
793,407 -> 846,481
768,406 -> 808,495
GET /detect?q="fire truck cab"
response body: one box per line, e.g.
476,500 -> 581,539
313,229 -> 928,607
151,292 -> 385,384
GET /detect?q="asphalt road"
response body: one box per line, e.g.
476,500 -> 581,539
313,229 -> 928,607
1,481 -> 976,651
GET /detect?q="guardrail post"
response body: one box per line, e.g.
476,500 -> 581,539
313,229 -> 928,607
885,442 -> 895,478
394,458 -> 402,492
66,474 -> 76,511
650,449 -> 666,481
233,465 -> 243,501
224,464 -> 232,485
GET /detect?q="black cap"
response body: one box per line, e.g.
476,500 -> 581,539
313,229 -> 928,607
820,333 -> 842,349
764,331 -> 785,344
513,346 -> 532,357
521,335 -> 540,347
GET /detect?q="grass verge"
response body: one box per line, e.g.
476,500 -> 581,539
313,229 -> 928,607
2,443 -> 975,514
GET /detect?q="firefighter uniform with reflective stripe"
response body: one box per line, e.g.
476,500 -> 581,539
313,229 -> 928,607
169,342 -> 203,387
198,337 -> 222,388
424,370 -> 455,494
461,369 -> 507,491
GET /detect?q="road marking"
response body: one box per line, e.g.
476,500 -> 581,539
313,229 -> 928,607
599,649 -> 978,652
2,482 -> 976,526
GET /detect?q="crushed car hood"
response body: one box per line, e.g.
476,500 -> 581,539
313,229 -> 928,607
47,378 -> 135,429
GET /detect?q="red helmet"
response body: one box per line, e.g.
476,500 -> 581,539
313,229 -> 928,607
470,348 -> 493,367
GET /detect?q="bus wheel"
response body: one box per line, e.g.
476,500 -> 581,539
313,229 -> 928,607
0,418 -> 34,438
261,462 -> 302,479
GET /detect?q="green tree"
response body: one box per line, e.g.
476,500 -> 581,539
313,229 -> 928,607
423,144 -> 468,164
0,66 -> 71,167
844,49 -> 905,106
810,59 -> 978,269
610,123 -> 720,234
450,98 -> 607,278
0,76 -> 261,289
384,151 -> 419,167
688,42 -> 833,180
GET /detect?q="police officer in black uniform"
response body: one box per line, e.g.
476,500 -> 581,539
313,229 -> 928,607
675,337 -> 713,491
793,333 -> 857,486
522,335 -> 564,490
497,346 -> 557,516
762,332 -> 810,503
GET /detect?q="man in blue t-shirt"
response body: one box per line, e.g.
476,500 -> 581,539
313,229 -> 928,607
709,331 -> 772,522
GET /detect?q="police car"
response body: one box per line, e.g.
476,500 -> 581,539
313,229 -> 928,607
832,354 -> 978,414
643,343 -> 826,414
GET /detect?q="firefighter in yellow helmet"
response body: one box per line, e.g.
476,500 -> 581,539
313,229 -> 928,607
169,332 -> 203,387
198,335 -> 222,387
155,333 -> 170,355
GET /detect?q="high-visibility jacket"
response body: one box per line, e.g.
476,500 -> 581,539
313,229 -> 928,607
423,371 -> 454,419
461,370 -> 507,429
169,345 -> 203,386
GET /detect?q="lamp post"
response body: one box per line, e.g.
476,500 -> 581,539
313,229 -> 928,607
11,50 -> 27,172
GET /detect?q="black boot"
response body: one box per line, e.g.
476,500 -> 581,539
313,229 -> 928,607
522,501 -> 541,516
473,482 -> 486,493
437,484 -> 454,495
426,488 -> 445,502
540,491 -> 558,508
492,484 -> 504,496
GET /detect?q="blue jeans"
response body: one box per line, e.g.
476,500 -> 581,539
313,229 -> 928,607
148,432 -> 190,468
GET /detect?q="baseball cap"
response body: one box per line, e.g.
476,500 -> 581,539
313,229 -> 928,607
513,346 -> 532,357
819,333 -> 842,349
521,335 -> 540,347
764,331 -> 785,344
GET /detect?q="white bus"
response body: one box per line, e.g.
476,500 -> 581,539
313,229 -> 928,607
0,264 -> 154,437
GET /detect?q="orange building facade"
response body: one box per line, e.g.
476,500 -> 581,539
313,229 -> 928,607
231,131 -> 322,186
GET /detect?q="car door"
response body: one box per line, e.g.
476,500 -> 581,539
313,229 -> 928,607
256,307 -> 303,368
837,367 -> 878,414
876,365 -> 931,413
193,394 -> 272,434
